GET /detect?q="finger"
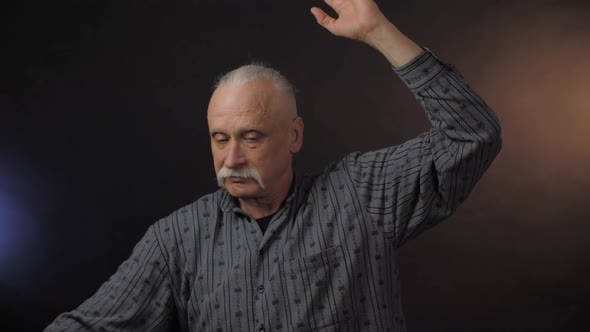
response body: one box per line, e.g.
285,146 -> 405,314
323,0 -> 338,9
323,0 -> 343,15
310,7 -> 336,31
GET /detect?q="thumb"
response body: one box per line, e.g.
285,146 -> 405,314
310,7 -> 336,32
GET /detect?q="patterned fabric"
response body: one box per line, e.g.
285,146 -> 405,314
45,50 -> 502,332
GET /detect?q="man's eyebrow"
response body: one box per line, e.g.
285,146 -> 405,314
210,130 -> 226,136
209,129 -> 265,136
242,129 -> 265,135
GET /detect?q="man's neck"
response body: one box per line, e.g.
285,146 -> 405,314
238,171 -> 293,219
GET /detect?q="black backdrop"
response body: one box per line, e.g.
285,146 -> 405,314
2,0 -> 590,330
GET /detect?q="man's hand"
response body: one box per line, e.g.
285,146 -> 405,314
310,0 -> 423,68
310,0 -> 389,45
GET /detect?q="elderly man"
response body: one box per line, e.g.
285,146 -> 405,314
46,0 -> 501,331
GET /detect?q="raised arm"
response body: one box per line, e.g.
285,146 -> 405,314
310,0 -> 423,68
312,0 -> 502,246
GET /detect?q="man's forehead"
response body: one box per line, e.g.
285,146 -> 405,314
208,79 -> 287,119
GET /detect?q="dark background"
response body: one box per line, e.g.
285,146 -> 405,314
2,0 -> 590,331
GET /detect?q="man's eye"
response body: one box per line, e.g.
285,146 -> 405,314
244,134 -> 261,143
244,137 -> 258,143
214,136 -> 229,144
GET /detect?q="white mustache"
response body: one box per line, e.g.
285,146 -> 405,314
216,166 -> 265,190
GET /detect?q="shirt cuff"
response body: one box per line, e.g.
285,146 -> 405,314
393,48 -> 450,91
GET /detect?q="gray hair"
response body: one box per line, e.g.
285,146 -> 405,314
214,63 -> 295,97
216,166 -> 265,190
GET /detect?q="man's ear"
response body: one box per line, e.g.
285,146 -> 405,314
290,117 -> 304,154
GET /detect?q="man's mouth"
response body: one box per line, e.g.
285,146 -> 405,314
228,176 -> 248,183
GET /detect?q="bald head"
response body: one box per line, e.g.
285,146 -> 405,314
208,80 -> 297,127
210,63 -> 297,122
214,63 -> 296,100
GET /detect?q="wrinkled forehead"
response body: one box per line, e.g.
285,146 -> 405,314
207,79 -> 295,123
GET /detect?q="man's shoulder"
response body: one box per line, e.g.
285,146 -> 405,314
150,189 -> 226,244
304,149 -> 392,191
298,154 -> 356,192
313,152 -> 358,179
181,189 -> 226,214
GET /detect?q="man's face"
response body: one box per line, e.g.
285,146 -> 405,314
207,79 -> 303,199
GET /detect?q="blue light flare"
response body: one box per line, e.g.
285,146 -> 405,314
0,159 -> 40,289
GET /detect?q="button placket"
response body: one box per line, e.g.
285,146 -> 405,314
253,222 -> 266,332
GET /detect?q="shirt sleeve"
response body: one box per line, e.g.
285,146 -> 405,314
345,49 -> 502,248
44,225 -> 177,332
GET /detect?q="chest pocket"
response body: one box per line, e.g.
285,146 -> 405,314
280,245 -> 353,330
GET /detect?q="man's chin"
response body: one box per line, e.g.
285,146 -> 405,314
224,181 -> 263,198
226,189 -> 263,200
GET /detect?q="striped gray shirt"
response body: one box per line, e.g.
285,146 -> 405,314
45,50 -> 502,332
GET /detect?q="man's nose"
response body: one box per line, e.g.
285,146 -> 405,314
224,141 -> 246,169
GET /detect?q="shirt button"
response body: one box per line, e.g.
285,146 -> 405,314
257,285 -> 264,294
258,325 -> 265,332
